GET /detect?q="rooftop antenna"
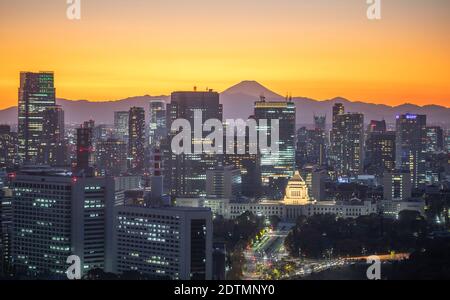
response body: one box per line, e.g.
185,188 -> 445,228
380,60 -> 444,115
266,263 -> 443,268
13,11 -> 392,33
260,95 -> 266,102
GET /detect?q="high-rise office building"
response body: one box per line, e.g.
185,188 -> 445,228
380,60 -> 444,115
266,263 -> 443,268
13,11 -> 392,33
128,107 -> 146,175
0,125 -> 18,170
365,131 -> 396,178
166,91 -> 223,197
18,72 -> 56,163
330,104 -> 364,178
296,126 -> 327,168
75,121 -> 95,176
114,111 -> 129,143
112,205 -> 213,280
38,105 -> 66,166
224,117 -> 262,198
383,171 -> 412,201
206,166 -> 242,201
1,187 -> 13,274
367,120 -> 387,134
254,98 -> 296,189
426,126 -> 444,153
11,167 -> 117,277
96,139 -> 128,176
149,100 -> 167,148
395,114 -> 427,188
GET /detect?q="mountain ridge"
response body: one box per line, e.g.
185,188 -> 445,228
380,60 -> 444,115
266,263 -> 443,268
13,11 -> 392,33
0,81 -> 449,126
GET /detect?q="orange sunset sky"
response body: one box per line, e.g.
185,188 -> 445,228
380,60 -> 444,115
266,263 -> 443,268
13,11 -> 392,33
0,0 -> 449,110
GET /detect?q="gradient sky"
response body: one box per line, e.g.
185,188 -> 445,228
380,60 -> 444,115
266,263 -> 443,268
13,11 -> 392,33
0,0 -> 449,109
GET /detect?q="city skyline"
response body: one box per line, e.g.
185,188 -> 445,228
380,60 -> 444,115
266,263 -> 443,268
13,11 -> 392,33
1,0 -> 450,109
1,1 -> 450,283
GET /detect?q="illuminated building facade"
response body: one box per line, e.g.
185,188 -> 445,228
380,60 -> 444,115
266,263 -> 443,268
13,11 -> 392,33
283,171 -> 310,205
395,114 -> 427,187
254,98 -> 296,189
114,111 -> 129,143
330,103 -> 364,178
112,205 -> 213,280
11,167 -> 116,277
426,126 -> 444,153
383,171 -> 412,201
38,105 -> 66,166
75,121 -> 94,176
206,166 -> 241,201
18,72 -> 56,164
0,125 -> 18,170
128,107 -> 146,175
224,124 -> 262,198
96,138 -> 128,176
166,91 -> 223,197
365,131 -> 396,178
149,100 -> 167,148
296,126 -> 327,168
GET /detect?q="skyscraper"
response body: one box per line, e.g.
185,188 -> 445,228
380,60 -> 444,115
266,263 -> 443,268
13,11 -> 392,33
114,111 -> 129,143
166,91 -> 223,197
149,100 -> 167,148
330,104 -> 364,178
96,138 -> 128,176
224,120 -> 262,198
75,121 -> 95,176
18,72 -> 56,163
206,166 -> 242,201
426,126 -> 444,153
365,131 -> 396,178
0,125 -> 18,170
38,105 -> 66,166
395,114 -> 427,187
254,97 -> 296,194
367,120 -> 387,134
128,107 -> 146,175
11,167 -> 117,277
296,126 -> 327,168
112,205 -> 213,280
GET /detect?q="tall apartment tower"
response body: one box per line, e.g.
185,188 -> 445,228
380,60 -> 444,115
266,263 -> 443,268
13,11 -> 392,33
11,167 -> 117,277
166,91 -> 223,197
330,104 -> 364,177
128,107 -> 146,175
18,72 -> 56,164
395,114 -> 427,188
